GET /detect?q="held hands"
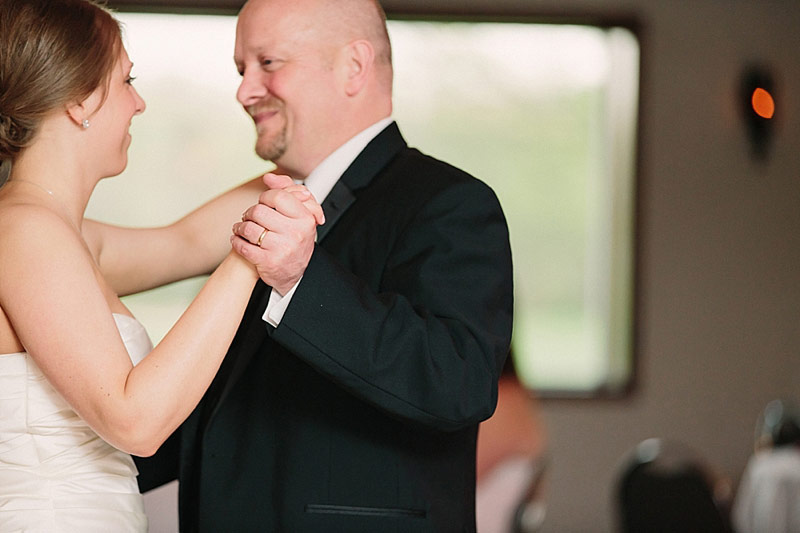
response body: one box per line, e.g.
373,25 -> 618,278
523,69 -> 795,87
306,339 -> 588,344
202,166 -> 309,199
231,173 -> 325,295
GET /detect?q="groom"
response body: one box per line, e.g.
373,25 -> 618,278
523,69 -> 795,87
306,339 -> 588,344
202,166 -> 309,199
137,0 -> 513,531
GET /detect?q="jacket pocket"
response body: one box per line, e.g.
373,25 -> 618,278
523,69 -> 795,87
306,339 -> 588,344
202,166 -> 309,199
305,504 -> 426,519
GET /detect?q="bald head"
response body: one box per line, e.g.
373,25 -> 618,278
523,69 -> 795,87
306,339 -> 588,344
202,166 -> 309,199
241,0 -> 392,86
323,0 -> 392,66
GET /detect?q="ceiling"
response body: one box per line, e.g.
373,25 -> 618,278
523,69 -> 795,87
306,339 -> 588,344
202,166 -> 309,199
106,0 -> 612,24
109,0 -> 243,13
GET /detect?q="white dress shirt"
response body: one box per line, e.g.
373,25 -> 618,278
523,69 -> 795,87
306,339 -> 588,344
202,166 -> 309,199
262,117 -> 394,327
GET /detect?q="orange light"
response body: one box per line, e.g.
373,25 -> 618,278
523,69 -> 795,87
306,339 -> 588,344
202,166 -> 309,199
751,87 -> 775,119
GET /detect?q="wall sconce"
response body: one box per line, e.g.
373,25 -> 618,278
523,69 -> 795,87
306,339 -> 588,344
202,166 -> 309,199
740,65 -> 776,161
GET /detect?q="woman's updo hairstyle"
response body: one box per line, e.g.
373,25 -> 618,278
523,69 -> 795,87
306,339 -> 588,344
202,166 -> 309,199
0,0 -> 122,184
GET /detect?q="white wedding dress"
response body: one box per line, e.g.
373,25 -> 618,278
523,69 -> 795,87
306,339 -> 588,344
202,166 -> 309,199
0,313 -> 152,532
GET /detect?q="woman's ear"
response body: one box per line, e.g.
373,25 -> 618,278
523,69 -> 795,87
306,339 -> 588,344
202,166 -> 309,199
66,100 -> 88,128
65,90 -> 100,129
340,39 -> 374,97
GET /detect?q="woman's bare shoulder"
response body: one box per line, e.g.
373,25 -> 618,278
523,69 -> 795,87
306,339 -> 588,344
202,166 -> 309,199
0,200 -> 88,273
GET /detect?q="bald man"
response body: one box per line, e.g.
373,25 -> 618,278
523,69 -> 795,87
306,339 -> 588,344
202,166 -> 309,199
136,1 -> 513,531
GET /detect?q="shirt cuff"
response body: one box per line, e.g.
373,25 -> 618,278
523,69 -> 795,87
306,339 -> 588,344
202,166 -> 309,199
261,277 -> 302,327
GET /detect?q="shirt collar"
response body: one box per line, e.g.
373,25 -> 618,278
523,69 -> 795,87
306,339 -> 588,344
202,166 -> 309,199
300,117 -> 394,204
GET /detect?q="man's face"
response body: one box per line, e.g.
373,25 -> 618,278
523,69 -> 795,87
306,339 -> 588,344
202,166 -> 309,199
234,0 -> 341,176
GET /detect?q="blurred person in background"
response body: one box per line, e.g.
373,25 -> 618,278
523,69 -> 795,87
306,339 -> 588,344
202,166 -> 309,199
476,353 -> 548,533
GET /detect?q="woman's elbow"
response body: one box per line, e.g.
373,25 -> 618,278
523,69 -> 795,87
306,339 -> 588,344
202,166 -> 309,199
99,414 -> 168,458
113,432 -> 165,458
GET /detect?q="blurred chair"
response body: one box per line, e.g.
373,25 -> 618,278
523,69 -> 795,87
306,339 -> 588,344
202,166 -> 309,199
510,457 -> 548,533
616,438 -> 732,533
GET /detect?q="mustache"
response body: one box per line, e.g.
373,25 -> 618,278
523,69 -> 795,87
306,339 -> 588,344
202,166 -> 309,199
247,101 -> 283,118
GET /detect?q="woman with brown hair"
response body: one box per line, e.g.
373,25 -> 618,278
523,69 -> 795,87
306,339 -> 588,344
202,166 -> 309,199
0,0 -> 321,529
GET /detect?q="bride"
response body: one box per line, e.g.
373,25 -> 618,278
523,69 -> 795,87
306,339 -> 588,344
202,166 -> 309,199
0,0 -> 321,530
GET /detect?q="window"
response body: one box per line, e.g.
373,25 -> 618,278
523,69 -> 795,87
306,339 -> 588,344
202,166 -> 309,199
388,22 -> 640,395
89,13 -> 639,396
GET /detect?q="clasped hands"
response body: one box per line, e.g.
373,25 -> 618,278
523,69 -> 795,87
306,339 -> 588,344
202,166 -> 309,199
231,173 -> 325,295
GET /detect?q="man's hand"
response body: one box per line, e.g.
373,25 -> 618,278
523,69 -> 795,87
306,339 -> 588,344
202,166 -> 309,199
231,173 -> 324,295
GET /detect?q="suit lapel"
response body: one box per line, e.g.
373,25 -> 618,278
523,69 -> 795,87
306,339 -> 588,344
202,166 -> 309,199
317,121 -> 407,242
203,122 -> 407,425
316,179 -> 355,243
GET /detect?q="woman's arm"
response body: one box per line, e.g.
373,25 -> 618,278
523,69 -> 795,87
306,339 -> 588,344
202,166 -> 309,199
83,174 -> 323,296
0,205 -> 261,457
83,175 -> 266,296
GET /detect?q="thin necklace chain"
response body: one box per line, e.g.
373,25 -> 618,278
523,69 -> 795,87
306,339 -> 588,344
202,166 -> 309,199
9,179 -> 82,232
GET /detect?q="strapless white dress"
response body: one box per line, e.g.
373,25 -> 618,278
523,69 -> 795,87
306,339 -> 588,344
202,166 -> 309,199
0,313 -> 152,532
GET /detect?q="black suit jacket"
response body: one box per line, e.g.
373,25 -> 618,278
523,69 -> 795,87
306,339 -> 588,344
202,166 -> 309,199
136,123 -> 513,532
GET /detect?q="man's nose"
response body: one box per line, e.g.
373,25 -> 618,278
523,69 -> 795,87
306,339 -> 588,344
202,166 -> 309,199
237,69 -> 268,107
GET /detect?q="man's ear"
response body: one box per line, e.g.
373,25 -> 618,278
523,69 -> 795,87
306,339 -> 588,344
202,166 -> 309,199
340,39 -> 374,97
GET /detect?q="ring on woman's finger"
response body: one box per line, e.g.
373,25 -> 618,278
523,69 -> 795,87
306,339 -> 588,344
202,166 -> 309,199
256,228 -> 268,247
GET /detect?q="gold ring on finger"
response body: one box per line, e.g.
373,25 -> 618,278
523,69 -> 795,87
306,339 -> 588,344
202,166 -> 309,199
256,228 -> 268,247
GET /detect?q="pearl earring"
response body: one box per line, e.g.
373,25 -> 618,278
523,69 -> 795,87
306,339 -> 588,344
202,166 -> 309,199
82,119 -> 90,129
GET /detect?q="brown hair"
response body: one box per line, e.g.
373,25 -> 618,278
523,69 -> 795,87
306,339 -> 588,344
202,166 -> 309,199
0,0 -> 122,183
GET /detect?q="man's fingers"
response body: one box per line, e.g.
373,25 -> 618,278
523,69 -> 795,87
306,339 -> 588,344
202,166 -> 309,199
304,198 -> 325,225
241,204 -> 286,234
238,205 -> 312,249
261,173 -> 325,225
262,172 -> 294,190
259,188 -> 317,221
233,220 -> 269,247
286,186 -> 325,225
230,234 -> 260,260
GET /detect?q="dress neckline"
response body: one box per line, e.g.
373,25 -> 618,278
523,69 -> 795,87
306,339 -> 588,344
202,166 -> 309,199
112,312 -> 138,324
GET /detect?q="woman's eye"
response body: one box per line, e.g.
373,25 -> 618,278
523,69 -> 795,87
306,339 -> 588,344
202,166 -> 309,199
126,76 -> 137,85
